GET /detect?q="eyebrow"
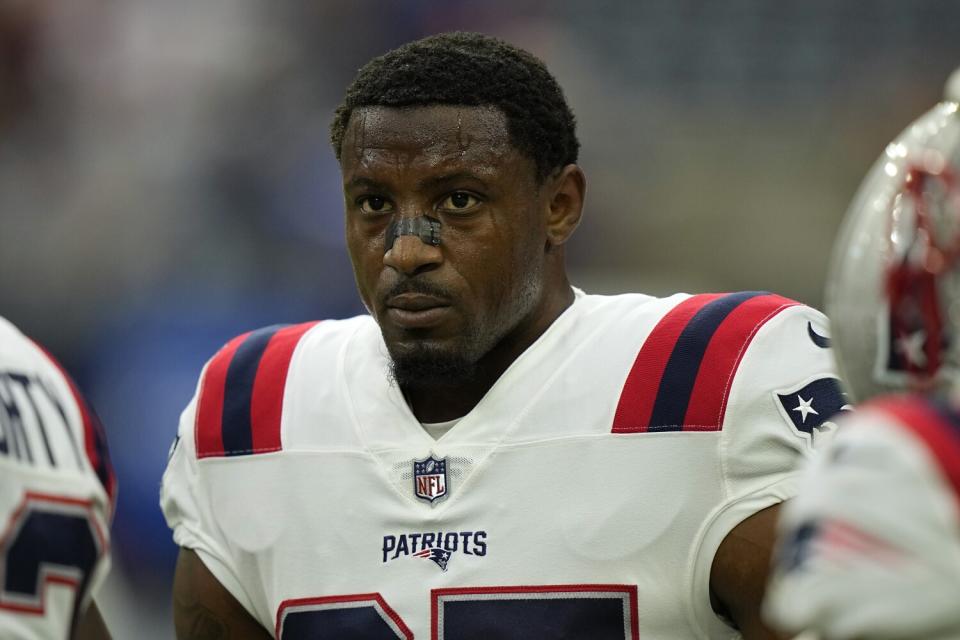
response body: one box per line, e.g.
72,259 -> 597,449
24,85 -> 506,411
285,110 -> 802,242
345,172 -> 489,193
417,172 -> 488,191
344,176 -> 384,192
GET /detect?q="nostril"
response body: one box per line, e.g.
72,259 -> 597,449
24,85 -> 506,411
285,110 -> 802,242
383,235 -> 443,275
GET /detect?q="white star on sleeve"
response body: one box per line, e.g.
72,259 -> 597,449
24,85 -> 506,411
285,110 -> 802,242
792,395 -> 820,423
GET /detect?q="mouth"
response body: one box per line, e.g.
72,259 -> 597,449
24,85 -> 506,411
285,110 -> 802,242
385,293 -> 453,329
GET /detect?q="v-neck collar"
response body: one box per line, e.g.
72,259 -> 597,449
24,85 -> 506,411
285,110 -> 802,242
342,290 -> 587,455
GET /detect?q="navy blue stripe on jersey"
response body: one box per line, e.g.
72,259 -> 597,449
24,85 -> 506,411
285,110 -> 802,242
647,291 -> 766,432
221,325 -> 286,456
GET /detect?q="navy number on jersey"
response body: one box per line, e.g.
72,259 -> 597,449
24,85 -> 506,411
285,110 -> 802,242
276,585 -> 638,639
0,493 -> 106,624
277,594 -> 413,639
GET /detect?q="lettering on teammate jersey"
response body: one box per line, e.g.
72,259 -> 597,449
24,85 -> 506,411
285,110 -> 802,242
613,292 -> 799,433
775,376 -> 851,440
382,530 -> 487,571
0,368 -> 114,505
413,455 -> 447,503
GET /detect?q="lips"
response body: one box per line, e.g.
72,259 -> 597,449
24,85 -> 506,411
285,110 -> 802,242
385,293 -> 452,329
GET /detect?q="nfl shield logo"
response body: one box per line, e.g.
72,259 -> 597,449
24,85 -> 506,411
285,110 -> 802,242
413,455 -> 447,503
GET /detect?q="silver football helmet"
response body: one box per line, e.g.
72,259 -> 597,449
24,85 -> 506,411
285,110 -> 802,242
827,69 -> 960,402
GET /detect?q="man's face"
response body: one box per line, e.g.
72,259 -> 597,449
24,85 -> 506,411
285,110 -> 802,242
340,105 -> 548,386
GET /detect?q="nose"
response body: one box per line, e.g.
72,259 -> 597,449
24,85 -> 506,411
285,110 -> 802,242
383,231 -> 443,276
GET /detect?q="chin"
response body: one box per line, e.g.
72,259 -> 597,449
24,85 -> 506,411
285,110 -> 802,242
387,340 -> 478,389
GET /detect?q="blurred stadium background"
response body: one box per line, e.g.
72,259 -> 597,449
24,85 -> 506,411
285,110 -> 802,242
1,0 -> 958,636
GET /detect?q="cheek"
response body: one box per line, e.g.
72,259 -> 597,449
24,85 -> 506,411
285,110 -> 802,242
345,227 -> 383,293
473,216 -> 540,310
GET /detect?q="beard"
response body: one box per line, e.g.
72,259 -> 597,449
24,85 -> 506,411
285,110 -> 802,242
379,265 -> 544,391
387,340 -> 479,389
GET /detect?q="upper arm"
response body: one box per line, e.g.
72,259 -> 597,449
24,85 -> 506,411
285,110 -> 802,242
173,548 -> 272,640
73,601 -> 111,640
710,504 -> 789,640
688,302 -> 839,637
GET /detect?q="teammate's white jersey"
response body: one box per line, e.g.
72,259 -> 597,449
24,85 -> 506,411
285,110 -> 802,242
765,393 -> 960,640
0,316 -> 114,639
161,290 -> 843,639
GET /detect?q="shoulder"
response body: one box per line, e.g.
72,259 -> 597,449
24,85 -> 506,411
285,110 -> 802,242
0,315 -> 117,507
0,314 -> 46,369
192,316 -> 373,459
605,291 -> 835,433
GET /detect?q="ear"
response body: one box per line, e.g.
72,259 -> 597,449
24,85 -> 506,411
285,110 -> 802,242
544,164 -> 586,247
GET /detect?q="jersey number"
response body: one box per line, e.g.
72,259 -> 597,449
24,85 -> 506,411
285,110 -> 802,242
0,493 -> 105,625
276,584 -> 639,639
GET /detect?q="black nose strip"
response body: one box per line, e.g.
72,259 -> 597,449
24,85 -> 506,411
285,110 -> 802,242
385,215 -> 442,253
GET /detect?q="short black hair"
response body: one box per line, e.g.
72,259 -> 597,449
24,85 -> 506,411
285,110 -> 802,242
330,32 -> 579,183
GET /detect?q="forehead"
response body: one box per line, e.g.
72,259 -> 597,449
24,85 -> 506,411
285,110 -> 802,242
340,105 -> 522,179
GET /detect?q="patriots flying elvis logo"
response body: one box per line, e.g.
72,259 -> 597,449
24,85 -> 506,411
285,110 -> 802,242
414,547 -> 452,571
382,530 -> 488,572
775,376 -> 851,442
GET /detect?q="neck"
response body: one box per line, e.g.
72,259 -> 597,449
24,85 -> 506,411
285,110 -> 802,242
404,281 -> 575,423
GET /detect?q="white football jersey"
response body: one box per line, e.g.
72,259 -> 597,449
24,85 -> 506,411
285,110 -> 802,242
161,290 -> 842,639
765,394 -> 960,640
0,316 -> 115,639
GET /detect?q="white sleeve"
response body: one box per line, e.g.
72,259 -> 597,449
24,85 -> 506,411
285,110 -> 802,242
0,316 -> 114,637
764,406 -> 960,640
690,305 -> 846,632
159,378 -> 268,628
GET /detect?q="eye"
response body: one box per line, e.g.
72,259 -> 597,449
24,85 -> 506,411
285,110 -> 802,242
439,191 -> 481,213
357,196 -> 394,215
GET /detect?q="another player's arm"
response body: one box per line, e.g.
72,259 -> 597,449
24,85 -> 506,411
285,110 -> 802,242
710,504 -> 788,640
74,601 -> 111,640
173,548 -> 271,640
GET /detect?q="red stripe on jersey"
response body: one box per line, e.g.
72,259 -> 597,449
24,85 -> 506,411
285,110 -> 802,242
683,294 -> 798,430
72,379 -> 115,503
612,294 -> 724,433
249,322 -> 319,452
195,331 -> 251,458
31,342 -> 117,508
867,395 -> 960,502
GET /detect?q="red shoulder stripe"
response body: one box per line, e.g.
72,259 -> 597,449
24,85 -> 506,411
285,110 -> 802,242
249,322 -> 320,452
612,294 -> 724,433
868,395 -> 960,501
683,293 -> 799,430
195,331 -> 252,458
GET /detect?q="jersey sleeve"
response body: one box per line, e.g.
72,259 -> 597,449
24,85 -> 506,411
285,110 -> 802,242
764,401 -> 960,639
0,317 -> 115,635
161,323 -> 319,631
160,365 -> 272,630
688,303 -> 848,634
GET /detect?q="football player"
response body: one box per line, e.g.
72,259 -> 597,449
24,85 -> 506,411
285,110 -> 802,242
162,32 -> 843,639
0,316 -> 115,639
764,69 -> 960,639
